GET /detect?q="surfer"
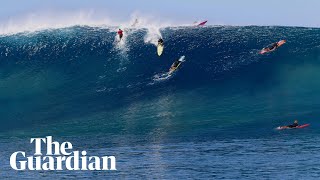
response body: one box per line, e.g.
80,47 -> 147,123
169,59 -> 182,74
158,38 -> 164,46
157,38 -> 164,56
117,29 -> 123,41
266,42 -> 279,51
279,120 -> 299,129
260,40 -> 286,54
286,120 -> 299,128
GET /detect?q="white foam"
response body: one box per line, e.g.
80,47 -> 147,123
0,11 -> 110,35
0,10 -> 176,36
130,13 -> 169,46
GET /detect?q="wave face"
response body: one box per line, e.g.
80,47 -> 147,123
1,26 -> 320,139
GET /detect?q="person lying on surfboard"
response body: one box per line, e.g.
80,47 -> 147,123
266,43 -> 279,51
285,120 -> 299,128
168,56 -> 185,74
277,120 -> 309,130
117,29 -> 123,41
279,120 -> 299,129
260,40 -> 286,54
169,59 -> 182,74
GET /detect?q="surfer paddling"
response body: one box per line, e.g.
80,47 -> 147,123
282,120 -> 299,129
276,120 -> 310,130
169,56 -> 185,74
169,60 -> 181,73
260,40 -> 286,54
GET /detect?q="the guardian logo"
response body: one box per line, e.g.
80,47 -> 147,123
10,136 -> 116,171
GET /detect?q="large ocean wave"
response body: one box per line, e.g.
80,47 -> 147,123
1,25 -> 320,139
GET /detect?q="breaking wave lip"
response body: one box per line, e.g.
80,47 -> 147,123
0,11 -> 180,36
2,7 -> 320,36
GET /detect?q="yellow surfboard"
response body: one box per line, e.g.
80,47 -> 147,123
157,44 -> 164,56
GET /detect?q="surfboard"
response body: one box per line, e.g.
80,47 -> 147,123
157,44 -> 164,56
276,124 -> 310,130
198,20 -> 208,26
260,40 -> 286,55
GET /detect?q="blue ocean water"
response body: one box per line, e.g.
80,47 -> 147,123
1,26 -> 320,179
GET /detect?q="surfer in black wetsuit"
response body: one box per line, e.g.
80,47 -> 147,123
267,42 -> 279,51
169,59 -> 181,73
286,120 -> 299,128
260,40 -> 286,54
158,38 -> 164,46
172,60 -> 180,68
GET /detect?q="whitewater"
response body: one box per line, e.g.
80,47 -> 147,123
1,19 -> 320,179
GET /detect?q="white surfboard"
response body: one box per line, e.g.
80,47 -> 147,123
157,44 -> 164,56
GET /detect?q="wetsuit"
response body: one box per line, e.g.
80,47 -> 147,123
268,43 -> 278,51
169,60 -> 182,73
158,39 -> 164,45
172,60 -> 180,68
287,122 -> 299,128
